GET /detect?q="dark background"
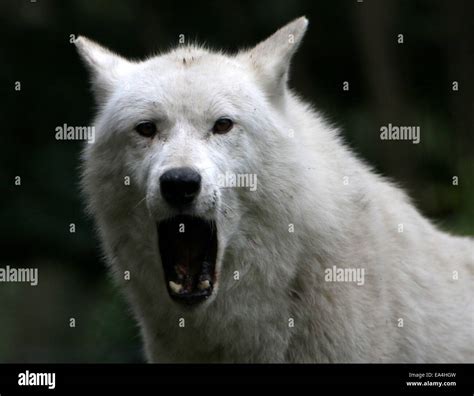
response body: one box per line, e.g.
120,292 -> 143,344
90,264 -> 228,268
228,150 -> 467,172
0,0 -> 472,362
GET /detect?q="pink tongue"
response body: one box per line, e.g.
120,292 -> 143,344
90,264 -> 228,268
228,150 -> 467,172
176,266 -> 194,292
176,263 -> 188,278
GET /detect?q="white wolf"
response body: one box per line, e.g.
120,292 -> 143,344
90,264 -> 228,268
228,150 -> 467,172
75,17 -> 473,363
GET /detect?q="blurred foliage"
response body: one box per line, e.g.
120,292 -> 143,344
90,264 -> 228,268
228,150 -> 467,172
0,0 -> 472,362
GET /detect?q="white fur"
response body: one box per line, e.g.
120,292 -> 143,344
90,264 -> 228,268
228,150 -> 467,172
76,17 -> 474,363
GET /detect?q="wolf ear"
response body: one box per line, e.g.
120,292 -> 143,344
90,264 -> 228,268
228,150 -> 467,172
75,36 -> 133,103
240,17 -> 308,101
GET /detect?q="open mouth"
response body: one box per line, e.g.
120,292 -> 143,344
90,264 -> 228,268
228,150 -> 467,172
158,215 -> 217,305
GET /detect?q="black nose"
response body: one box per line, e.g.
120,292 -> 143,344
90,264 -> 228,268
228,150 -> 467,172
160,167 -> 202,206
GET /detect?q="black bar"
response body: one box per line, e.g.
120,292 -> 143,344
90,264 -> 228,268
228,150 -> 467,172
0,364 -> 472,394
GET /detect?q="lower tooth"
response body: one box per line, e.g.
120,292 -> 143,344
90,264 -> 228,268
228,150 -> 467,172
169,281 -> 183,294
198,280 -> 211,290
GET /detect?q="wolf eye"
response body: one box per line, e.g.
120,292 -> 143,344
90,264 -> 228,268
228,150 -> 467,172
135,121 -> 157,137
213,118 -> 233,134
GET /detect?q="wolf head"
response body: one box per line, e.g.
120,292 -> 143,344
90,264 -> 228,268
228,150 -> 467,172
76,17 -> 309,307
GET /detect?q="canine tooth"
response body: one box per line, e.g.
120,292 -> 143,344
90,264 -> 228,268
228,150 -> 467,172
169,281 -> 183,294
198,280 -> 211,290
199,274 -> 211,282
